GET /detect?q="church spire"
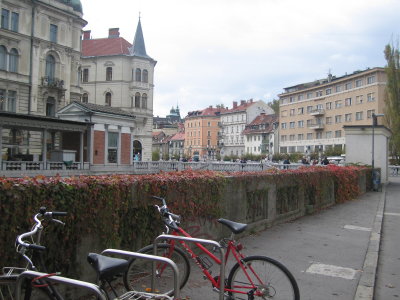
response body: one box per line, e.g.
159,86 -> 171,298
131,17 -> 149,58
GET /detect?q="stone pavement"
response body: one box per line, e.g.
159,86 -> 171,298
177,178 -> 399,299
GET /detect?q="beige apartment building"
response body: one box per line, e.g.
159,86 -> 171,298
278,67 -> 387,155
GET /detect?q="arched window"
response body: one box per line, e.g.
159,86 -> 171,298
82,93 -> 88,103
135,92 -> 140,108
142,69 -> 148,83
105,92 -> 111,106
0,46 -> 7,70
45,54 -> 55,80
9,48 -> 18,72
135,68 -> 141,82
142,93 -> 147,109
106,67 -> 112,81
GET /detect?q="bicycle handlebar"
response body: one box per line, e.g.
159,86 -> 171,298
151,196 -> 181,230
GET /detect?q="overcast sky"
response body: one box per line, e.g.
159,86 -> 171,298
82,0 -> 399,117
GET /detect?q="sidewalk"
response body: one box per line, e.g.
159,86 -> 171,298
178,182 -> 392,299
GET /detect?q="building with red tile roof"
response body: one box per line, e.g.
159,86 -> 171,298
80,18 -> 156,161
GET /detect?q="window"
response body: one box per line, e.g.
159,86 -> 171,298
307,133 -> 313,140
367,93 -> 375,102
345,113 -> 352,122
326,88 -> 332,95
45,55 -> 55,80
367,75 -> 375,84
46,97 -> 55,116
0,46 -> 6,70
290,109 -> 295,116
326,131 -> 332,138
105,92 -> 111,106
326,117 -> 332,124
289,134 -> 295,141
298,94 -> 304,101
289,122 -> 295,129
142,93 -> 147,109
298,120 -> 304,128
316,90 -> 323,97
367,109 -> 375,119
345,97 -> 352,106
135,68 -> 141,81
207,131 -> 211,137
335,130 -> 342,138
1,9 -> 9,29
82,93 -> 88,103
355,79 -> 363,87
356,111 -> 363,120
143,69 -> 148,83
307,106 -> 313,113
106,67 -> 112,81
50,24 -> 58,43
281,123 -> 287,129
307,92 -> 313,99
335,100 -> 342,108
345,82 -> 352,90
108,132 -> 118,163
135,92 -> 140,108
298,134 -> 303,140
307,119 -> 312,127
356,95 -> 363,104
335,115 -> 342,123
326,102 -> 332,110
316,132 -> 322,139
289,96 -> 295,103
11,12 -> 18,32
298,107 -> 304,114
7,90 -> 16,112
0,89 -> 5,111
208,122 -> 211,127
82,68 -> 89,82
281,135 -> 287,142
336,85 -> 342,92
316,104 -> 323,110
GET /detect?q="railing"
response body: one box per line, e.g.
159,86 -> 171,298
1,161 -> 89,171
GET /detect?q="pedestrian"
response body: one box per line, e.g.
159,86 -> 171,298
283,157 -> 290,169
322,157 -> 329,165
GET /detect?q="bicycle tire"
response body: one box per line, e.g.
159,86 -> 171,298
227,255 -> 300,300
0,276 -> 53,300
123,243 -> 190,297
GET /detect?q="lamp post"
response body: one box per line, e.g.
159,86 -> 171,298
372,113 -> 384,190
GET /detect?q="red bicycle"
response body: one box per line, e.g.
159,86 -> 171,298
123,196 -> 300,300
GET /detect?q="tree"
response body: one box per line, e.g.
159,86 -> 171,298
384,43 -> 400,163
268,99 -> 280,114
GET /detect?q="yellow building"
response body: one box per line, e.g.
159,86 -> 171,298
184,106 -> 228,160
278,67 -> 387,154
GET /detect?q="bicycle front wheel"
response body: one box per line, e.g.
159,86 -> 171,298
227,255 -> 300,300
123,243 -> 190,296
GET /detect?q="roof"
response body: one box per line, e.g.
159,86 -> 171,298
242,114 -> 278,135
186,106 -> 228,118
82,37 -> 132,57
221,100 -> 257,114
71,101 -> 136,118
170,132 -> 185,141
130,19 -> 152,59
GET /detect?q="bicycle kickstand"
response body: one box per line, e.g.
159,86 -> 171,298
247,288 -> 255,300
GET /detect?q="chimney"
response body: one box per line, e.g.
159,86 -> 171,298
83,30 -> 91,40
250,98 -> 253,103
233,101 -> 238,108
108,28 -> 120,38
209,105 -> 212,109
240,100 -> 246,105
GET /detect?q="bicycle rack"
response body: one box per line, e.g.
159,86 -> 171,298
15,270 -> 107,300
102,248 -> 179,300
153,234 -> 226,300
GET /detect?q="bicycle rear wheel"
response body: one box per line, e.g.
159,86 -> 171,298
123,243 -> 190,297
227,255 -> 300,300
0,275 -> 52,300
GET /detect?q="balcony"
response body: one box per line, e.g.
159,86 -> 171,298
310,109 -> 325,116
309,122 -> 324,130
41,77 -> 65,89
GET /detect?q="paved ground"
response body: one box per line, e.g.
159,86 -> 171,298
176,178 -> 399,299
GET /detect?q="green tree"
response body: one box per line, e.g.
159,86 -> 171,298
268,99 -> 280,114
384,43 -> 400,164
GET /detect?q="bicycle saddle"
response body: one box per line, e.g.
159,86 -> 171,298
87,253 -> 128,281
217,218 -> 247,234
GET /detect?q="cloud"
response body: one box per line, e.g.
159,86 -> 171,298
82,0 -> 400,117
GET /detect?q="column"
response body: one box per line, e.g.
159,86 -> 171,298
42,129 -> 47,168
80,131 -> 84,168
0,126 -> 3,169
104,125 -> 108,164
117,126 -> 121,165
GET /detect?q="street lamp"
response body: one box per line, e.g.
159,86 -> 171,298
372,113 -> 384,191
